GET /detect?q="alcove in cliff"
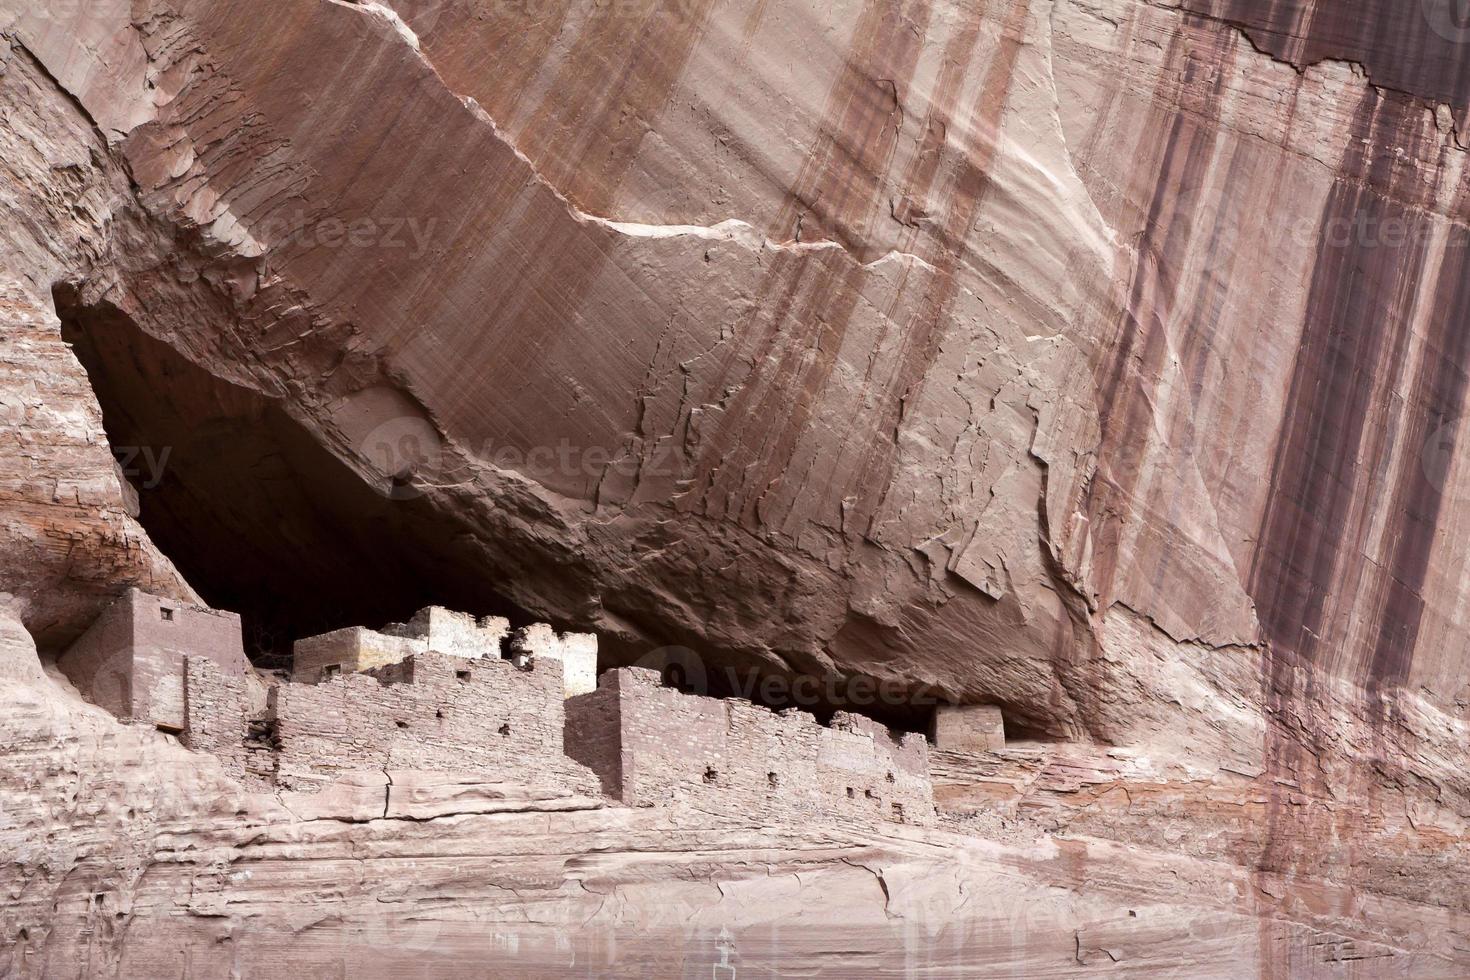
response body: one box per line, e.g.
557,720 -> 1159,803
53,284 -> 523,667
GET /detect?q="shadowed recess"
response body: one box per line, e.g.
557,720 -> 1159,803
53,284 -> 526,666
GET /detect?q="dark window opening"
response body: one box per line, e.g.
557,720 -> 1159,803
767,772 -> 779,789
845,787 -> 855,798
865,789 -> 877,800
160,607 -> 174,621
703,767 -> 718,785
435,708 -> 444,719
395,720 -> 409,729
322,664 -> 341,678
498,723 -> 510,736
885,771 -> 894,783
456,669 -> 471,682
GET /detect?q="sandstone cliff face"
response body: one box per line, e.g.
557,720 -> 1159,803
2,0 -> 1470,974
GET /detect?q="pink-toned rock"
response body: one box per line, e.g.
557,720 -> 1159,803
0,0 -> 1469,973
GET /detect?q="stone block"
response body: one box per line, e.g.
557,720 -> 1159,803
929,704 -> 1006,753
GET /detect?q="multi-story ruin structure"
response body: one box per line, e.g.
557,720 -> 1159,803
263,649 -> 598,792
59,592 -> 939,825
565,667 -> 935,825
291,606 -> 598,697
58,588 -> 249,732
929,703 -> 1007,753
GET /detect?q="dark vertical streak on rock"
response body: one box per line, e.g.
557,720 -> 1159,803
508,0 -> 722,214
1083,24 -> 1233,603
1249,93 -> 1433,675
856,0 -> 1034,526
1367,223 -> 1470,690
774,0 -> 929,256
1185,0 -> 1470,114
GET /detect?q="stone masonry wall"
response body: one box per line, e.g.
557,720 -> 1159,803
565,668 -> 934,825
294,608 -> 512,682
55,596 -> 134,720
268,651 -> 597,793
59,588 -> 247,729
391,607 -> 510,659
563,681 -> 621,796
183,656 -> 249,780
511,623 -> 598,696
930,704 -> 1006,753
130,592 -> 245,731
291,626 -> 426,682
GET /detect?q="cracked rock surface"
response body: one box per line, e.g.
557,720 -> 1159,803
2,0 -> 1470,973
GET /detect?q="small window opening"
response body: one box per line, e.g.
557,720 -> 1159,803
322,664 -> 341,678
865,788 -> 877,800
846,787 -> 855,798
456,669 -> 471,681
395,720 -> 409,729
435,708 -> 444,720
892,803 -> 905,821
767,772 -> 779,789
886,771 -> 895,783
160,608 -> 174,621
703,767 -> 718,784
498,723 -> 510,736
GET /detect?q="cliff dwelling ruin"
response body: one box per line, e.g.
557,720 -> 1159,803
51,588 -> 1027,828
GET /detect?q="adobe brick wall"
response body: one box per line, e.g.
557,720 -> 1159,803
293,608 -> 511,682
929,704 -> 1006,753
267,651 -> 597,793
292,626 -> 426,682
183,656 -> 249,779
563,683 -> 621,796
564,668 -> 935,825
56,596 -> 135,720
404,607 -> 510,659
511,623 -> 598,697
59,588 -> 247,729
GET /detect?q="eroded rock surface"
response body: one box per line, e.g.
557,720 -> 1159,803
2,0 -> 1470,973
